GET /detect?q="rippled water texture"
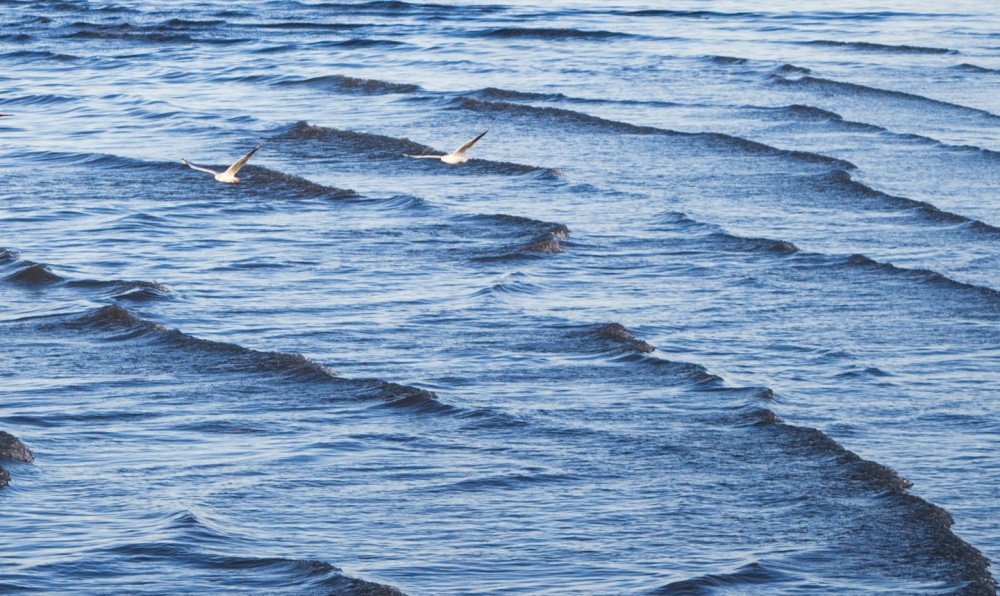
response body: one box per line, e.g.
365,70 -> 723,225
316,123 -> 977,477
2,0 -> 999,593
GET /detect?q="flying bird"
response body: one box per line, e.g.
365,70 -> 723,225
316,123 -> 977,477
182,144 -> 261,184
404,130 -> 488,164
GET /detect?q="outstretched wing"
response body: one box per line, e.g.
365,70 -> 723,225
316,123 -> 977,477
223,144 -> 261,177
452,130 -> 488,156
404,154 -> 445,159
181,159 -> 220,175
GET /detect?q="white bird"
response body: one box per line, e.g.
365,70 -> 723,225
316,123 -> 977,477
404,130 -> 488,164
182,144 -> 261,184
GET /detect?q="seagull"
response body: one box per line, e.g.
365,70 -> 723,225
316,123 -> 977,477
404,130 -> 488,164
182,144 -> 261,184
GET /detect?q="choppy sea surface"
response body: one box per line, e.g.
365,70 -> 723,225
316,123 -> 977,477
1,0 -> 999,593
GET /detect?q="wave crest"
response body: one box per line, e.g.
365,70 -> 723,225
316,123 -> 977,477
463,214 -> 571,260
244,166 -> 358,199
592,323 -> 656,353
276,74 -> 421,95
806,39 -> 956,54
3,262 -> 65,285
478,27 -> 631,41
0,431 -> 34,463
453,98 -> 856,169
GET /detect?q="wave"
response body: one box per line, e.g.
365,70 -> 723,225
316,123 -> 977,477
303,0 -> 504,14
619,9 -> 756,18
653,561 -> 792,593
5,149 -> 178,171
806,40 -> 956,54
8,1 -> 133,13
274,121 -> 434,156
58,304 -> 457,415
68,304 -> 335,379
472,278 -> 544,299
776,63 -> 812,75
616,8 -> 935,21
461,87 -> 681,110
277,74 -> 421,95
58,20 -> 245,44
157,18 -> 225,29
709,54 -> 749,65
329,38 -> 406,48
783,104 -> 848,121
591,323 -> 655,353
204,557 -> 406,594
477,27 -> 632,41
62,30 -> 194,43
0,50 -> 80,62
1,247 -> 171,300
240,166 -> 358,199
654,210 -> 717,232
648,213 -> 1000,306
840,254 -> 1000,301
272,121 -> 560,177
4,149 -> 356,200
775,104 -> 1000,164
363,380 -> 458,414
248,21 -> 365,33
773,74 -> 1000,122
578,324 -> 993,590
954,63 -> 1000,74
462,214 -> 571,260
470,87 -> 568,102
836,366 -> 892,379
105,513 -> 406,596
571,322 -> 724,387
776,103 -> 887,131
706,232 -> 800,255
3,262 -> 65,285
67,279 -> 172,301
2,94 -> 77,106
452,96 -> 664,134
0,431 -> 34,463
818,169 -> 1000,235
452,97 -> 857,169
0,430 -> 33,491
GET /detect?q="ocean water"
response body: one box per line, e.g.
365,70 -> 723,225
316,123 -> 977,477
1,0 -> 998,593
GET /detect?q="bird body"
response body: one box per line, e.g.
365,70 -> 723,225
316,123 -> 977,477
404,130 -> 488,164
182,144 -> 261,184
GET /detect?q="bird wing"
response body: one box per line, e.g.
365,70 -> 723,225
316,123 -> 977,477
223,144 -> 261,177
452,130 -> 488,156
404,154 -> 445,159
181,159 -> 220,175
